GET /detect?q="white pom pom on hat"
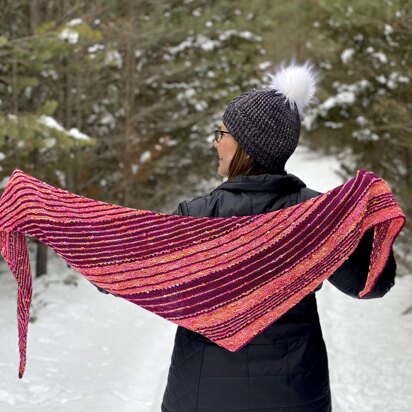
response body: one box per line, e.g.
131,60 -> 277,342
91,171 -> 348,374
267,61 -> 318,117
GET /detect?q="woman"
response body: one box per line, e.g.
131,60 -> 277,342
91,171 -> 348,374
160,63 -> 397,412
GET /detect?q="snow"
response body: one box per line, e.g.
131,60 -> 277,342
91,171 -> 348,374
177,87 -> 196,100
355,115 -> 368,126
304,79 -> 372,128
38,116 -> 91,140
176,86 -> 209,111
375,72 -> 410,90
194,100 -> 208,111
197,35 -> 218,51
68,128 -> 90,141
54,170 -> 66,187
322,91 -> 356,110
24,87 -> 32,99
320,61 -> 333,70
372,51 -> 388,64
352,128 -> 380,142
166,36 -> 202,55
105,50 -> 123,69
353,33 -> 364,42
387,72 -> 410,89
341,48 -> 355,64
376,74 -> 387,84
43,137 -> 57,148
39,115 -> 65,132
218,30 -> 261,42
87,44 -> 105,54
100,113 -> 116,128
384,24 -> 393,35
67,18 -> 83,27
158,136 -> 178,146
166,30 -> 260,58
161,82 -> 188,89
58,28 -> 79,45
259,61 -> 272,71
139,151 -> 151,164
0,176 -> 10,189
384,23 -> 398,47
324,121 -> 343,129
1,145 -> 411,411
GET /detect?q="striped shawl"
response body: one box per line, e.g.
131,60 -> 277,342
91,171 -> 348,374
0,168 -> 405,378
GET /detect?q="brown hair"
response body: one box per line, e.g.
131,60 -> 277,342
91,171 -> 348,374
227,145 -> 285,180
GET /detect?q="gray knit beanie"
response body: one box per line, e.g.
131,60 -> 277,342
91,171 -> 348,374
222,63 -> 317,171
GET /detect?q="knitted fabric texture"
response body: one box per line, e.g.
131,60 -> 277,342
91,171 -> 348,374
0,168 -> 405,379
222,89 -> 301,171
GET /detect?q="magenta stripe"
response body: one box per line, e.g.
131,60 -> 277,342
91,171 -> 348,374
0,184 -> 112,219
19,212 -> 234,247
0,178 -> 94,208
24,217 -> 243,260
13,214 -> 242,260
1,199 -> 135,229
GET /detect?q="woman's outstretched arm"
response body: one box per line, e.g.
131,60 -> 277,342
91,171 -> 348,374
327,227 -> 397,299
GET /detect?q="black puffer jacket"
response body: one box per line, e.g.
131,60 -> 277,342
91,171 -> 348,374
160,172 -> 397,412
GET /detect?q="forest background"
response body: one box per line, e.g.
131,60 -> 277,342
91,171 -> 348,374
0,0 -> 410,277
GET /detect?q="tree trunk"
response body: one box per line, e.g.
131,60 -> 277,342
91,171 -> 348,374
122,20 -> 136,207
12,52 -> 18,115
76,64 -> 82,131
35,240 -> 48,278
29,0 -> 38,33
65,59 -> 72,129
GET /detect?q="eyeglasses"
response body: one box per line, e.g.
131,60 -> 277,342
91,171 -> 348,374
214,129 -> 231,143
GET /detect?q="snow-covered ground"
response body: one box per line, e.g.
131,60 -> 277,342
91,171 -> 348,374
1,144 -> 411,411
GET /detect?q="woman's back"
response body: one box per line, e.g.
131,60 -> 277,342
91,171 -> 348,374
161,172 -> 332,412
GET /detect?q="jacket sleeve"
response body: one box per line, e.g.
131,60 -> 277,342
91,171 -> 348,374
172,201 -> 188,216
327,227 -> 397,299
92,283 -> 110,294
90,279 -> 110,294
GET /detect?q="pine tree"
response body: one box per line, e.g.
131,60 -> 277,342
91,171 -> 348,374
304,0 -> 411,270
